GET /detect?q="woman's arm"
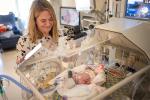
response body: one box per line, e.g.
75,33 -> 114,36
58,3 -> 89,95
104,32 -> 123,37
16,36 -> 30,64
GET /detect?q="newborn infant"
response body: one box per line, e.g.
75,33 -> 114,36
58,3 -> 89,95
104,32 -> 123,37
73,68 -> 96,85
73,72 -> 91,84
72,65 -> 105,85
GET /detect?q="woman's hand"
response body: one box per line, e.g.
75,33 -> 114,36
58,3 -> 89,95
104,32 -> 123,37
43,40 -> 57,51
16,56 -> 25,64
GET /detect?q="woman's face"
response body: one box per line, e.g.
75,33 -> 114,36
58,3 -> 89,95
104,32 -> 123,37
36,10 -> 53,36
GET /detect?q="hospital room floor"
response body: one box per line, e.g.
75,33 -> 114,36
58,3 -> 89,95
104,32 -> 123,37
0,50 -> 22,100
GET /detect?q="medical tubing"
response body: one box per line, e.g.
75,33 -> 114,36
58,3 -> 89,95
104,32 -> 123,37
0,74 -> 32,94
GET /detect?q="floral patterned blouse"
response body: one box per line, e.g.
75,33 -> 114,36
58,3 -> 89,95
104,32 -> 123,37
16,35 -> 54,62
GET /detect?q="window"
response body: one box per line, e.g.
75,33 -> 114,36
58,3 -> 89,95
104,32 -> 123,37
17,0 -> 34,28
0,0 -> 34,29
0,0 -> 18,15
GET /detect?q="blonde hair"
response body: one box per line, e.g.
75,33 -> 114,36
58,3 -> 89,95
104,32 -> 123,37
28,0 -> 58,43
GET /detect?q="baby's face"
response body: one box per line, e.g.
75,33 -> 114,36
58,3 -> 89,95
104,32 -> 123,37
73,72 -> 91,84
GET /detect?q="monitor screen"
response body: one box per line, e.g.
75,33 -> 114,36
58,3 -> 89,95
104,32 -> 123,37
125,0 -> 150,20
60,7 -> 80,27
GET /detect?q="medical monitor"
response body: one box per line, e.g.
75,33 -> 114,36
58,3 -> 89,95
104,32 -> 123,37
60,7 -> 80,27
125,0 -> 150,20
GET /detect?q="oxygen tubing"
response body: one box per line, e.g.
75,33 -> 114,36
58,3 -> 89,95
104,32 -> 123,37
0,74 -> 32,94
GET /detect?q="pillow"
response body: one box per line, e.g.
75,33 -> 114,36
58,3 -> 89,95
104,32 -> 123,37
0,24 -> 7,33
12,25 -> 21,35
0,30 -> 14,38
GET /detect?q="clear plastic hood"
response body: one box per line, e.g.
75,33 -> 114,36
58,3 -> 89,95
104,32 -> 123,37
96,18 -> 150,61
122,22 -> 150,60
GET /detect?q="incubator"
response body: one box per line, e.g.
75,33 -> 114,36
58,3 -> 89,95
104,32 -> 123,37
16,18 -> 150,100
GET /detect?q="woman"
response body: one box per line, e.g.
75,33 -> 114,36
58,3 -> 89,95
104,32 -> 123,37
16,0 -> 58,64
16,0 -> 59,99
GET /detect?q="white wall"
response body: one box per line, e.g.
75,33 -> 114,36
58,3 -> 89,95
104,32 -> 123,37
49,0 -> 61,20
120,0 -> 126,17
61,0 -> 75,7
95,0 -> 106,10
61,0 -> 105,10
61,0 -> 126,17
